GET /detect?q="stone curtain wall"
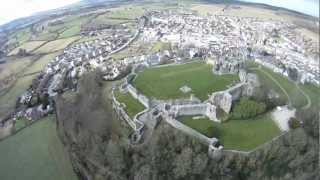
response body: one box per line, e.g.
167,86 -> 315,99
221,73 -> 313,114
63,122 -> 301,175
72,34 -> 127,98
170,103 -> 218,122
127,84 -> 150,108
163,113 -> 216,145
112,91 -> 139,130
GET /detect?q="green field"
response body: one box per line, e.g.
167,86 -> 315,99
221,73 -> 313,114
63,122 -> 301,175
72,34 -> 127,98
8,41 -> 47,55
115,91 -> 145,118
107,6 -> 145,20
0,74 -> 38,117
23,52 -> 60,75
248,61 -> 319,109
180,114 -> 281,151
0,116 -> 78,180
6,27 -> 32,46
34,36 -> 80,54
0,56 -> 33,80
133,62 -> 239,101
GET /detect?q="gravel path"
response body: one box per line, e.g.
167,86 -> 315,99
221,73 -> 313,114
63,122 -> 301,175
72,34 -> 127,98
271,106 -> 295,132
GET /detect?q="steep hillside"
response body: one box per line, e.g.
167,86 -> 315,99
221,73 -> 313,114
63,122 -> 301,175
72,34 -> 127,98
55,71 -> 319,180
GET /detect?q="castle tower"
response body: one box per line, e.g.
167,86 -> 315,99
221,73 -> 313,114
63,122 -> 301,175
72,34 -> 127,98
208,139 -> 223,160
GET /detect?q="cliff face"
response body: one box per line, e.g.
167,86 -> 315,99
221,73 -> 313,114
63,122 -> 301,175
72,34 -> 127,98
56,72 -> 319,180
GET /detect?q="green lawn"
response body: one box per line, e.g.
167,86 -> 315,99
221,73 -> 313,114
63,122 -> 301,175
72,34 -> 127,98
179,116 -> 216,137
133,62 -> 239,101
299,83 -> 320,108
180,114 -> 281,151
115,91 -> 145,118
14,118 -> 29,131
0,116 -> 78,180
248,62 -> 318,109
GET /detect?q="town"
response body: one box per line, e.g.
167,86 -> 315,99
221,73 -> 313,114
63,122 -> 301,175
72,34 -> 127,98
0,1 -> 318,180
0,7 -> 318,153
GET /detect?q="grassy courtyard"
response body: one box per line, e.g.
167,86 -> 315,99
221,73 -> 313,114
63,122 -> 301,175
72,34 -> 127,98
0,116 -> 77,180
180,114 -> 281,151
133,61 -> 239,101
115,91 -> 145,118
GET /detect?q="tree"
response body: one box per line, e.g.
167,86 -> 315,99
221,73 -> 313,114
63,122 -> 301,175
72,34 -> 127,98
296,107 -> 319,138
173,147 -> 193,179
0,50 -> 4,58
231,97 -> 267,119
288,117 -> 300,129
288,67 -> 299,81
17,48 -> 28,56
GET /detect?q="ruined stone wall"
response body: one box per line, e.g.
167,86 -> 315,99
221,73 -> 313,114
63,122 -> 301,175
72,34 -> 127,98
127,84 -> 150,108
208,82 -> 247,113
170,103 -> 218,121
226,82 -> 246,101
172,104 -> 207,116
112,91 -> 138,130
163,113 -> 215,145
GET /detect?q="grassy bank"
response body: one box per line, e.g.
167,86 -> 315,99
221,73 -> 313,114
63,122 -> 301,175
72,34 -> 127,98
0,116 -> 78,180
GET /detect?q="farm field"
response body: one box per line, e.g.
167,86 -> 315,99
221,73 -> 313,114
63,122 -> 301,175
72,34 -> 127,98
180,114 -> 281,151
23,52 -> 61,75
106,6 -> 145,20
0,116 -> 78,180
0,56 -> 34,81
6,27 -> 32,46
8,41 -> 47,55
191,4 -> 225,16
115,91 -> 145,118
34,36 -> 80,54
133,61 -> 239,101
95,12 -> 134,25
0,74 -> 38,117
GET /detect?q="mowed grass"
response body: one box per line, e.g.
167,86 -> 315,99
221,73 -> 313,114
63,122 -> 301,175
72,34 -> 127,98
115,91 -> 145,118
181,114 -> 281,151
133,62 -> 239,101
0,116 -> 78,180
179,116 -> 215,137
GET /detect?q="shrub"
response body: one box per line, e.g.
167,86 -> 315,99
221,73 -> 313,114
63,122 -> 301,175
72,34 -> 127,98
231,97 -> 267,119
288,117 -> 300,129
207,126 -> 220,138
